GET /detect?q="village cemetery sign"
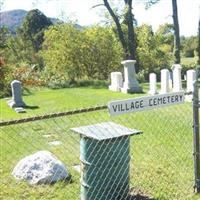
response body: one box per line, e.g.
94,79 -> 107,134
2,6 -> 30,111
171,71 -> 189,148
108,92 -> 185,116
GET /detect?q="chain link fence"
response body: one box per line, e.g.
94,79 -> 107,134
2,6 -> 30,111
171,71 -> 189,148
1,96 -> 197,200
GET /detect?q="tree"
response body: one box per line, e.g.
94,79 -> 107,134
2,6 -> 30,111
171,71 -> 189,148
197,16 -> 200,65
41,24 -> 123,84
146,0 -> 181,64
101,0 -> 138,71
18,9 -> 53,52
181,36 -> 198,57
0,26 -> 9,49
172,0 -> 180,64
136,24 -> 172,78
156,23 -> 174,46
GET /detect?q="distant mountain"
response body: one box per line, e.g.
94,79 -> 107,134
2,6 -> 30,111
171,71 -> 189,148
0,9 -> 63,33
0,9 -> 27,33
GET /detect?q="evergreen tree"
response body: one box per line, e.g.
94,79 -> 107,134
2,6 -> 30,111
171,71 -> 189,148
18,9 -> 53,52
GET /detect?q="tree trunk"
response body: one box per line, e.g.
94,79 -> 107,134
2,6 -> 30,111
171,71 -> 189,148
103,0 -> 128,58
103,0 -> 138,71
124,0 -> 138,71
197,16 -> 200,66
172,0 -> 180,64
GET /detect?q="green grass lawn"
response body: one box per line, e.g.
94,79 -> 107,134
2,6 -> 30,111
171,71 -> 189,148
0,84 -> 200,200
1,84 -> 150,121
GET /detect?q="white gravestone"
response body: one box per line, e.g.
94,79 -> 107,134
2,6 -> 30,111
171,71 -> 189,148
121,60 -> 142,93
172,64 -> 182,92
8,80 -> 26,108
148,73 -> 157,95
160,69 -> 170,94
109,72 -> 123,92
185,69 -> 196,102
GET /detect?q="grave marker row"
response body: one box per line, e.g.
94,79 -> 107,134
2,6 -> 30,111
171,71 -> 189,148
148,66 -> 196,101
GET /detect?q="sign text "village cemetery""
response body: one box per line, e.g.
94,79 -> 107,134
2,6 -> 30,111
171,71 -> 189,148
108,92 -> 185,116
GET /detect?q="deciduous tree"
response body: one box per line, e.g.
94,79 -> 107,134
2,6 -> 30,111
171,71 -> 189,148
146,0 -> 181,64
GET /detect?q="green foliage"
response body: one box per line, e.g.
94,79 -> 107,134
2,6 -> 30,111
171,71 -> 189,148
136,24 -> 172,79
181,57 -> 197,75
0,26 -> 10,49
181,36 -> 198,57
41,24 -> 84,84
0,9 -> 52,71
17,9 -> 52,52
6,36 -> 36,65
0,58 -> 13,97
81,26 -> 123,79
156,23 -> 174,48
41,24 -> 123,85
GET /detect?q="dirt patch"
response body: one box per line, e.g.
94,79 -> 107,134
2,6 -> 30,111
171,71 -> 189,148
128,187 -> 155,200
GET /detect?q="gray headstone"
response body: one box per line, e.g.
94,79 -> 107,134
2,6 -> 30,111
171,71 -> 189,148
8,80 -> 26,108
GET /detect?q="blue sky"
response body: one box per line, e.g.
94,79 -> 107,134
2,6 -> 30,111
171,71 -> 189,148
1,0 -> 200,36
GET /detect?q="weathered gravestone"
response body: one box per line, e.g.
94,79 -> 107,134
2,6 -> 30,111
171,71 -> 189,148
8,80 -> 26,108
160,69 -> 170,94
109,72 -> 123,92
148,73 -> 157,95
171,64 -> 182,92
185,69 -> 196,102
121,60 -> 142,93
12,151 -> 69,185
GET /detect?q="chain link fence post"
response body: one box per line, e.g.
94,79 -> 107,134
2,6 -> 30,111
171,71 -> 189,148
193,66 -> 200,192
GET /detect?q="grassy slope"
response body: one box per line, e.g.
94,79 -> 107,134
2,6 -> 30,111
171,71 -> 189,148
1,84 -> 200,200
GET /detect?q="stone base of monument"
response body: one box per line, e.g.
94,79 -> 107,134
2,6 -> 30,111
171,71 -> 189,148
108,85 -> 121,92
121,86 -> 143,94
15,107 -> 26,113
8,99 -> 26,108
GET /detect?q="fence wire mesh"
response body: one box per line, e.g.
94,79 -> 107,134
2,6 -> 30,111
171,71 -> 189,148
0,100 -> 196,200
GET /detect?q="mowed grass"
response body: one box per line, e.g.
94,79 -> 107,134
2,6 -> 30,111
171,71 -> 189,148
0,84 -> 200,200
1,84 -> 149,121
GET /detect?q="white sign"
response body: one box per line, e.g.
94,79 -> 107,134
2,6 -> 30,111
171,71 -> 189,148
108,92 -> 185,116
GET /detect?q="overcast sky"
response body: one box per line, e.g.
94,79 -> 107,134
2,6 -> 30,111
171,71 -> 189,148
1,0 -> 200,36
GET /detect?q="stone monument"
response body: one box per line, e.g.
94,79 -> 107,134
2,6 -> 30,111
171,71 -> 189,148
109,72 -> 123,92
121,60 -> 142,93
171,64 -> 182,92
148,73 -> 157,95
160,69 -> 170,94
185,69 -> 196,102
8,80 -> 26,108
